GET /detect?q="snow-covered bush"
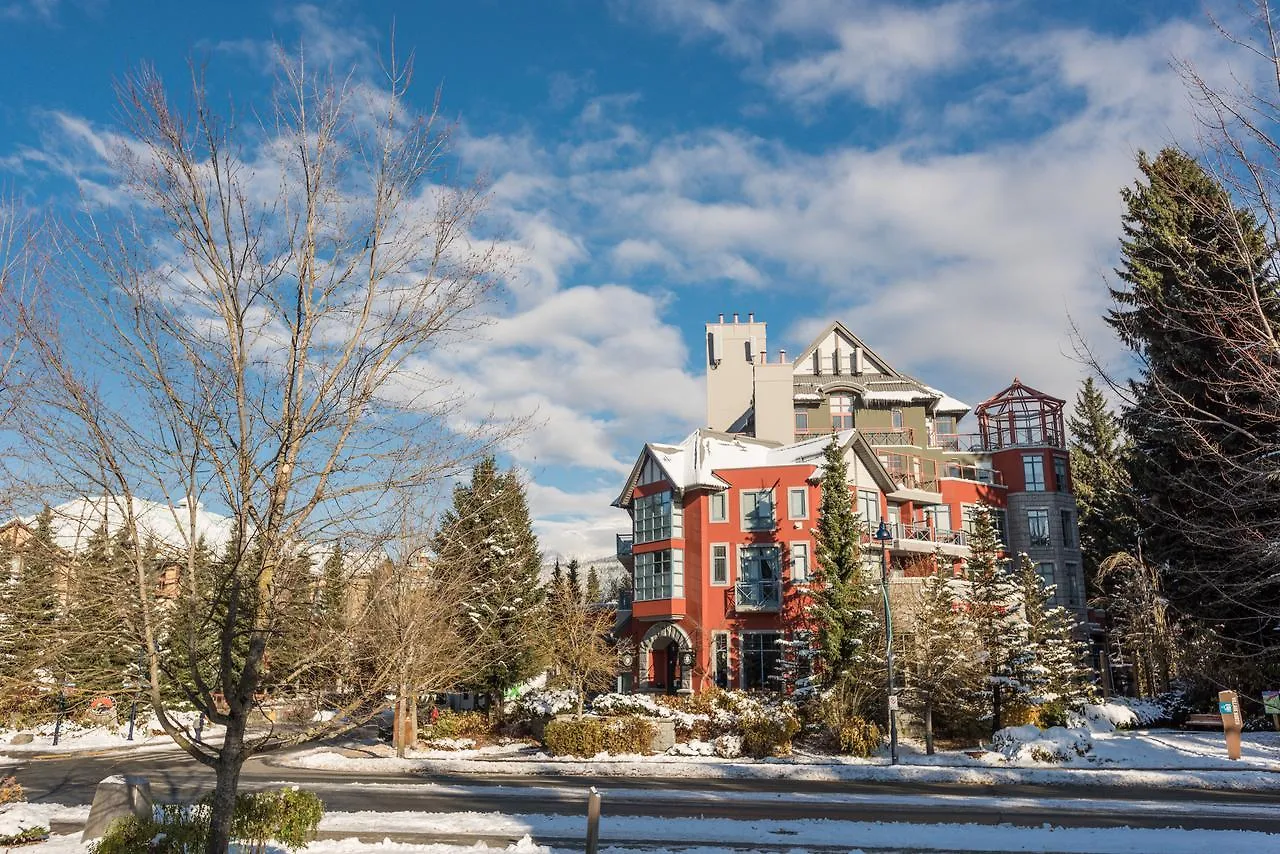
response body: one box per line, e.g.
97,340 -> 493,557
668,739 -> 717,756
993,724 -> 1092,763
426,738 -> 476,751
712,733 -> 743,758
590,692 -> 708,737
514,688 -> 579,720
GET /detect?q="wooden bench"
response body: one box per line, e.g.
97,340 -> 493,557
1185,713 -> 1222,730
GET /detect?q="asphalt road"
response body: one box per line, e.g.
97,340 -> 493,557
5,745 -> 1280,835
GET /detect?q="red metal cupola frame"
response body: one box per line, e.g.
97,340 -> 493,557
974,377 -> 1066,450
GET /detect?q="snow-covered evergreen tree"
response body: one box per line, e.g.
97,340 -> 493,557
432,456 -> 545,714
902,562 -> 978,754
810,439 -> 882,722
962,506 -> 1022,734
1010,554 -> 1094,708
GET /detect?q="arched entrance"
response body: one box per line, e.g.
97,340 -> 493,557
637,622 -> 693,694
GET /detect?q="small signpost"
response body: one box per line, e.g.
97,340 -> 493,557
1263,690 -> 1280,732
585,787 -> 602,854
1218,690 -> 1244,760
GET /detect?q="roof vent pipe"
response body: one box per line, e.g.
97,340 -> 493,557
779,348 -> 787,362
718,313 -> 725,323
748,312 -> 754,322
733,312 -> 740,323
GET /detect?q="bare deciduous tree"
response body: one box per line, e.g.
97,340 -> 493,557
13,44 -> 512,853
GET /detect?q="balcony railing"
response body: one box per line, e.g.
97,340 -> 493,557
934,430 -> 1066,451
864,523 -> 968,547
941,464 -> 1004,486
616,533 -> 633,559
735,579 -> 781,611
933,432 -> 984,451
863,428 -> 915,446
887,472 -> 940,493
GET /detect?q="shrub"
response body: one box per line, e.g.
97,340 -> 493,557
603,716 -> 656,755
1034,700 -> 1070,729
712,733 -> 742,758
543,717 -> 605,757
422,710 -> 491,741
513,688 -> 579,720
740,713 -> 801,758
0,775 -> 23,806
1000,704 -> 1039,728
0,824 -> 50,847
90,788 -> 323,854
836,716 -> 883,757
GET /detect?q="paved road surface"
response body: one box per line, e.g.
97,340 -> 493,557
5,745 -> 1280,835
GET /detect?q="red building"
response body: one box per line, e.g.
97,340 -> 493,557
611,316 -> 1085,695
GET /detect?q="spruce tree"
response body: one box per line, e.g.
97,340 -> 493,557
11,508 -> 65,685
315,542 -> 346,621
810,439 -> 882,722
962,506 -> 1021,734
64,522 -> 133,697
1010,554 -> 1094,711
1107,147 -> 1280,657
566,558 -> 582,604
902,564 -> 978,754
432,457 -> 545,715
1067,377 -> 1134,589
585,564 -> 601,605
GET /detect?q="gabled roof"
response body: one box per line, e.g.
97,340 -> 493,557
791,320 -> 902,378
613,428 -> 900,507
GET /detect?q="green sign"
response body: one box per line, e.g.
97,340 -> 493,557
1264,691 -> 1280,715
1219,701 -> 1235,715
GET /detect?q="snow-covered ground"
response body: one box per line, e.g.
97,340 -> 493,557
276,727 -> 1280,790
0,712 -> 223,754
5,803 -> 1278,854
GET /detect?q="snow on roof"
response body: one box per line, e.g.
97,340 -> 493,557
924,385 -> 971,414
20,495 -> 237,555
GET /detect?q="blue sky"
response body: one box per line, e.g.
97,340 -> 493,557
0,0 -> 1245,557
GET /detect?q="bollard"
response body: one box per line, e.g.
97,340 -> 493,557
585,787 -> 601,854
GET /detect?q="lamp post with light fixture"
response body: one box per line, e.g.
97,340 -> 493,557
873,519 -> 898,765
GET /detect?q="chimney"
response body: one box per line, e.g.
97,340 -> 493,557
733,312 -> 740,323
748,312 -> 755,322
779,348 -> 787,362
718,313 -> 725,323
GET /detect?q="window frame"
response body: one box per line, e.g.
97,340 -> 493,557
891,408 -> 904,430
830,392 -> 854,430
858,490 -> 881,525
1022,454 -> 1046,492
1035,560 -> 1056,591
1053,456 -> 1070,493
710,542 -> 730,587
634,548 -> 684,601
711,631 -> 731,690
741,488 -> 776,531
787,486 -> 809,521
740,630 -> 782,691
1027,508 -> 1051,548
709,491 -> 727,524
633,490 -> 676,544
790,541 -> 810,583
1061,509 -> 1076,549
794,410 -> 809,431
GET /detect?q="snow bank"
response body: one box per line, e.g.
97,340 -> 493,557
993,725 -> 1093,763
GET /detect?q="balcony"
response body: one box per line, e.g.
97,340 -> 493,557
616,533 -> 633,559
864,523 -> 969,554
862,428 -> 915,446
735,579 -> 781,611
941,463 -> 1005,486
934,429 -> 1066,452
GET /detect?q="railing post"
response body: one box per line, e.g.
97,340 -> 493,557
586,787 -> 602,854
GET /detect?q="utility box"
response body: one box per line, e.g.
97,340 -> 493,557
1218,689 -> 1243,760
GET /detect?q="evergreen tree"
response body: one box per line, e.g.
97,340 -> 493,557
585,564 -> 601,605
810,439 -> 882,722
1107,147 -> 1280,657
566,558 -> 582,604
902,564 -> 978,754
432,457 -> 545,714
1010,554 -> 1094,710
11,509 -> 64,685
315,542 -> 347,621
550,557 -> 563,596
64,522 -> 133,697
1067,377 -> 1135,589
962,506 -> 1021,734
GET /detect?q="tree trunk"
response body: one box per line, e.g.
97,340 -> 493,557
394,692 -> 408,759
992,683 -> 1002,736
925,701 -> 934,756
205,713 -> 246,854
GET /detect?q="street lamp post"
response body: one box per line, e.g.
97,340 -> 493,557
873,519 -> 898,765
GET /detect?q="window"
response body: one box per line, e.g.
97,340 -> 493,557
709,491 -> 727,523
711,543 -> 729,586
962,504 -> 1007,546
741,489 -> 775,531
795,411 -> 809,432
741,632 -> 782,690
634,490 -> 680,544
830,393 -> 854,429
1064,563 -> 1081,606
924,505 -> 952,533
634,549 -> 683,601
891,408 -> 904,429
1061,510 -> 1076,549
737,545 -> 781,609
1035,561 -> 1056,591
858,490 -> 881,525
712,632 -> 730,689
1027,509 -> 1051,548
788,487 -> 808,520
991,508 -> 1008,546
1053,456 -> 1070,493
1023,455 -> 1045,492
934,415 -> 957,436
790,542 -> 810,583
